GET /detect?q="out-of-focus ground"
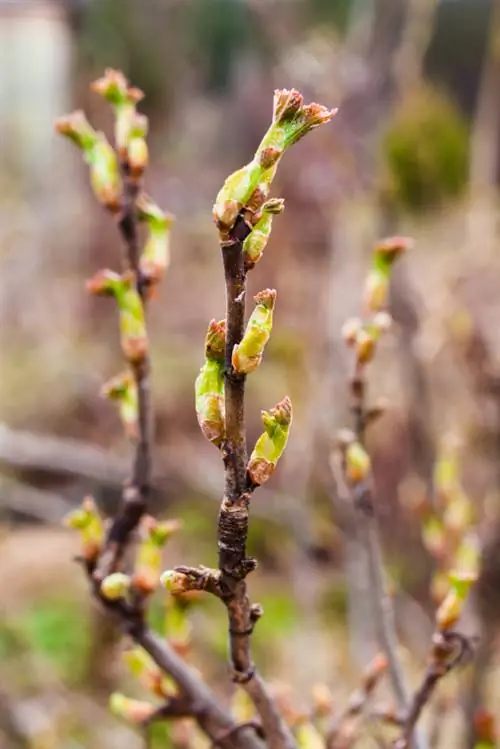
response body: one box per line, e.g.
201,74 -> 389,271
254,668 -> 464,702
1,0 -> 500,747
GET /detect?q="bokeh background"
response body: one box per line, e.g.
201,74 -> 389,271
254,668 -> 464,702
1,0 -> 500,746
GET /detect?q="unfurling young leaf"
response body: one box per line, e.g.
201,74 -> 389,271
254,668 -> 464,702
86,270 -> 148,362
213,89 -> 336,234
248,396 -> 293,485
137,193 -> 175,284
195,320 -> 226,447
232,289 -> 276,374
101,370 -> 138,439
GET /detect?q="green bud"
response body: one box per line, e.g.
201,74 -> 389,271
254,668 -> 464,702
148,518 -> 183,547
160,570 -> 192,596
91,69 -> 143,107
85,134 -> 121,212
91,69 -> 145,158
232,289 -> 276,374
55,110 -> 99,151
213,161 -> 265,232
195,320 -> 226,447
269,88 -> 337,149
101,370 -> 138,439
213,90 -> 336,233
243,199 -> 285,269
109,693 -> 156,724
63,496 -> 104,562
345,441 -> 371,484
137,194 -> 175,284
248,396 -> 292,485
372,236 -> 411,274
86,270 -> 148,363
435,570 -> 477,631
128,137 -> 149,179
132,517 -> 182,595
55,112 -> 121,211
101,572 -> 131,601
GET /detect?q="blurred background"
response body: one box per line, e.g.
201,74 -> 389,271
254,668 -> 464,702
1,0 -> 500,746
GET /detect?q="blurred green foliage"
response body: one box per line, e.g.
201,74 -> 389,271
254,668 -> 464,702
381,86 -> 469,214
15,598 -> 90,686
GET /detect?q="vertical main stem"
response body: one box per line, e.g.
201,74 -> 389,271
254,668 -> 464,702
217,222 -> 297,749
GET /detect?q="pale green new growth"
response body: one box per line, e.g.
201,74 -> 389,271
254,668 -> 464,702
213,89 -> 336,233
109,692 -> 156,724
365,236 -> 411,312
91,68 -> 144,156
55,113 -> 121,211
86,135 -> 121,210
243,198 -> 285,268
101,572 -> 131,601
232,289 -> 277,374
133,518 -> 183,594
247,395 -> 293,486
195,320 -> 226,447
63,496 -> 104,562
101,370 -> 138,439
137,193 -> 175,283
86,270 -> 148,362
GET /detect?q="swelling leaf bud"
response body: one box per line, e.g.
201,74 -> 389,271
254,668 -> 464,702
137,194 -> 175,284
109,693 -> 156,724
243,199 -> 285,269
101,371 -> 138,439
248,396 -> 292,485
101,572 -> 131,601
232,289 -> 276,374
345,441 -> 371,484
160,570 -> 192,596
87,271 -> 148,363
195,321 -> 226,447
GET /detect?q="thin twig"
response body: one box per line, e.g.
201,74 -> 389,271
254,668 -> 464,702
92,593 -> 263,749
338,357 -> 427,749
349,377 -> 411,715
95,165 -> 153,580
394,632 -> 472,749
